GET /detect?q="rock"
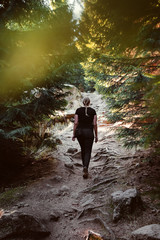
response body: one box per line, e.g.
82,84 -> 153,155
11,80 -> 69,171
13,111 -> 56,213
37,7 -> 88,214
60,185 -> 70,192
111,190 -> 124,204
50,211 -> 60,222
67,148 -> 78,154
55,138 -> 62,144
130,224 -> 160,240
49,175 -> 63,183
16,202 -> 29,208
63,84 -> 82,113
111,188 -> 143,222
0,212 -> 50,239
55,185 -> 70,196
64,162 -> 74,169
24,204 -> 29,207
49,188 -> 59,196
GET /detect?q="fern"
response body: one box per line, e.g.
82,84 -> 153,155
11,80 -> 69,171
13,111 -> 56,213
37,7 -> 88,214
7,126 -> 32,140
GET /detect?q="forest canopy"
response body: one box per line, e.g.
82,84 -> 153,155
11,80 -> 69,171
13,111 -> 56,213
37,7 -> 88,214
79,0 -> 160,148
0,0 -> 160,176
0,0 -> 84,175
79,0 -> 160,55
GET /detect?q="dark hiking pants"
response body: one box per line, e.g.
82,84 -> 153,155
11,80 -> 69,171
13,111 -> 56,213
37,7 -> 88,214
77,128 -> 94,169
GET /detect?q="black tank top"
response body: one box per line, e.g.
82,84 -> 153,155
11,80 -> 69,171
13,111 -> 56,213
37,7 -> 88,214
75,107 -> 96,129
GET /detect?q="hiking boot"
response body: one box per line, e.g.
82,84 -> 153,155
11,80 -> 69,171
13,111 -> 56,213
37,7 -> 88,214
83,167 -> 88,179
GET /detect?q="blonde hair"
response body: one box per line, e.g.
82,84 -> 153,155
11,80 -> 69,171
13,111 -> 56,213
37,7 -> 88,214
83,97 -> 90,116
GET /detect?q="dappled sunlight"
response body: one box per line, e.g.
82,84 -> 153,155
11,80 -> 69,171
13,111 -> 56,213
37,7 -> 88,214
0,0 -> 77,98
1,33 -> 48,90
0,26 -> 70,95
0,0 -> 160,239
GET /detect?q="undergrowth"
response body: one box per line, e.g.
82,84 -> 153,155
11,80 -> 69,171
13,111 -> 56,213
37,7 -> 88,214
0,187 -> 25,208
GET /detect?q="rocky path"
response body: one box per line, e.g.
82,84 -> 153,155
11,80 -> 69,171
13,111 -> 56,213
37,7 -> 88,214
1,91 -> 160,240
21,91 -> 139,239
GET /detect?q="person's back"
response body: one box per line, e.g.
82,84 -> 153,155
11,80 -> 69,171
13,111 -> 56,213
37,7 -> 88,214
72,97 -> 98,178
75,107 -> 96,129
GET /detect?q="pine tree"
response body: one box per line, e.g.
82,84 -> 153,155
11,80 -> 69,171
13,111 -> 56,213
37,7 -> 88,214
0,0 -> 82,173
79,0 -> 160,148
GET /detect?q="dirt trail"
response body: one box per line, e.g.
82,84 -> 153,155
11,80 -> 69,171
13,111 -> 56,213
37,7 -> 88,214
10,91 -> 160,240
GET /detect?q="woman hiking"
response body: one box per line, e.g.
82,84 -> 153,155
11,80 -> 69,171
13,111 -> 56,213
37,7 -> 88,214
72,97 -> 98,178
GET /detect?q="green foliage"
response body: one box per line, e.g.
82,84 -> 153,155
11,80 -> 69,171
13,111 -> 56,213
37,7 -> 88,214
114,74 -> 160,148
142,76 -> 160,145
0,187 -> 25,207
79,0 -> 160,148
79,0 -> 160,55
0,0 -> 83,173
82,52 -> 160,147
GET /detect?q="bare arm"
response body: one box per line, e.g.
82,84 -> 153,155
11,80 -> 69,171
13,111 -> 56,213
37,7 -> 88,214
93,115 -> 98,142
72,114 -> 78,141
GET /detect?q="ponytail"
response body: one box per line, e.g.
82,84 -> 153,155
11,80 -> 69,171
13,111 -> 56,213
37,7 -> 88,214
85,106 -> 89,116
83,97 -> 90,117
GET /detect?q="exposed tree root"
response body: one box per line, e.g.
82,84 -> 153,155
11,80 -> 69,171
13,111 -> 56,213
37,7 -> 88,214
82,177 -> 118,193
93,155 -> 110,162
77,205 -> 108,219
91,181 -> 117,193
103,166 -> 117,171
66,168 -> 75,175
91,163 -> 110,169
80,217 -> 116,240
93,174 -> 116,183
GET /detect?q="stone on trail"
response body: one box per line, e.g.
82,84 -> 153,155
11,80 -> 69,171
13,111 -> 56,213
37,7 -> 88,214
16,202 -> 29,208
49,175 -> 63,183
60,185 -> 70,192
0,212 -> 50,239
130,224 -> 160,240
67,148 -> 78,154
57,185 -> 70,196
111,188 -> 143,222
64,162 -> 74,169
50,211 -> 61,221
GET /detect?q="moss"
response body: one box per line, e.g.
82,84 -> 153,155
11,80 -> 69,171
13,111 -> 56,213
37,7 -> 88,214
0,187 -> 25,208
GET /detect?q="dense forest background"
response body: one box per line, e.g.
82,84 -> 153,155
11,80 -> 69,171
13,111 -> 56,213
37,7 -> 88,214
0,0 -> 160,177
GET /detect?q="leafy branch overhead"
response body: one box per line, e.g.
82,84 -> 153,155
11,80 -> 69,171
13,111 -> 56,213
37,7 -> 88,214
1,0 -> 160,175
0,0 -> 83,173
79,0 -> 160,54
79,0 -> 160,148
